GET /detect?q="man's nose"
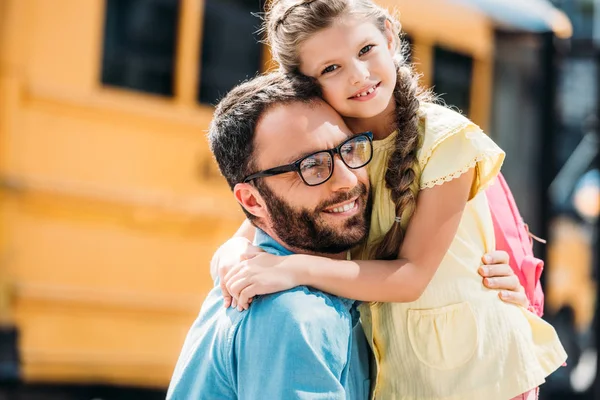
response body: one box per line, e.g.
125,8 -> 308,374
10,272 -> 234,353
329,156 -> 359,191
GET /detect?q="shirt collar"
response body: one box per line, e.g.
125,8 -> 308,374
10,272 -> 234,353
253,228 -> 294,257
253,228 -> 358,313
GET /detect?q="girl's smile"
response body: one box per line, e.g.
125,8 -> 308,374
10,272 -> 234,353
348,82 -> 381,101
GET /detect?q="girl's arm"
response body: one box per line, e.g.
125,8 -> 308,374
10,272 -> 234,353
294,168 -> 474,302
232,218 -> 256,241
210,219 -> 257,281
228,168 -> 474,305
211,219 -> 262,308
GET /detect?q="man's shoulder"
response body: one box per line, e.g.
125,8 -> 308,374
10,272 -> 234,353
186,285 -> 351,343
173,286 -> 246,364
247,286 -> 352,325
234,286 -> 354,356
167,286 -> 241,399
233,287 -> 355,373
168,285 -> 356,398
181,284 -> 355,361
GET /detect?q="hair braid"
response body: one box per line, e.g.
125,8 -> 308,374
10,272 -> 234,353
373,64 -> 427,260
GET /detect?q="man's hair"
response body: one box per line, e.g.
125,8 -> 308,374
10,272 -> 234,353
208,72 -> 322,190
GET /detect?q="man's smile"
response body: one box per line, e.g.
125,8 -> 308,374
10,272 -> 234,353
323,197 -> 360,216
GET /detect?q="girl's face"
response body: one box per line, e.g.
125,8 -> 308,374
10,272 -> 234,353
298,16 -> 398,121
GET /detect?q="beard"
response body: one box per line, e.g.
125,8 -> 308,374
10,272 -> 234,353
257,182 -> 372,254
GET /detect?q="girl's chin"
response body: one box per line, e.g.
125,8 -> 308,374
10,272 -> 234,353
346,98 -> 392,119
345,105 -> 389,120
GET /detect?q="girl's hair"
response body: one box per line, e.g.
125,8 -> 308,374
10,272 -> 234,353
265,0 -> 431,259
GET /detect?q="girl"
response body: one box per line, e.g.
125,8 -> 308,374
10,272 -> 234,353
217,0 -> 567,398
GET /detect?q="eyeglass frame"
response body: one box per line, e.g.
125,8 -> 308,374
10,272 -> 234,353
242,131 -> 374,187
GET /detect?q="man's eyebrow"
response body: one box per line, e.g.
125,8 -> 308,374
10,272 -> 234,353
279,133 -> 352,165
281,149 -> 316,165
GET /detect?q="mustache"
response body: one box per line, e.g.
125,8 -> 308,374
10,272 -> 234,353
317,182 -> 368,211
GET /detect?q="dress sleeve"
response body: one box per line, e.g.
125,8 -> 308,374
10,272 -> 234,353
419,123 -> 505,198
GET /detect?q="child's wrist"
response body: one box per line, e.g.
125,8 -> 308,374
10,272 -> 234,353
283,254 -> 312,286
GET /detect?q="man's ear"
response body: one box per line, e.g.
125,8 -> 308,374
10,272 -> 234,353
233,182 -> 269,219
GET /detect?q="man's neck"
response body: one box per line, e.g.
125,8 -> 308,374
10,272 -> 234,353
259,226 -> 348,260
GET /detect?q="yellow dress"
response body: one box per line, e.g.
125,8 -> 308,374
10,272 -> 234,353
354,103 -> 567,400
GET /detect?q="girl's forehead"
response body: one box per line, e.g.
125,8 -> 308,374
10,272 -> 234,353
299,18 -> 383,64
313,17 -> 380,44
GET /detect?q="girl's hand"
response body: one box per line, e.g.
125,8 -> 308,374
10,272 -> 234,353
478,251 -> 529,308
211,237 -> 263,308
224,253 -> 300,311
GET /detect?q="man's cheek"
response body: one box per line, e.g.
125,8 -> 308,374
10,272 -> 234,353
293,191 -> 324,211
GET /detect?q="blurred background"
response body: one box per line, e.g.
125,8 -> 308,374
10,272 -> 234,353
0,0 -> 597,399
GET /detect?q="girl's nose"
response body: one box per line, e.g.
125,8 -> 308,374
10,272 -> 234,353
350,60 -> 369,86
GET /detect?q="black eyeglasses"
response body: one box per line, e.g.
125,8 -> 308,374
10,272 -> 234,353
243,132 -> 373,187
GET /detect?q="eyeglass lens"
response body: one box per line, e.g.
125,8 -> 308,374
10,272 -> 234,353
299,135 -> 372,185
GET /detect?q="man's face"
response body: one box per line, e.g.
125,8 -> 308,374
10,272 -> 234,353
251,100 -> 371,255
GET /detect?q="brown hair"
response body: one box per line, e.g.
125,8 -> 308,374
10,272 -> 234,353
265,0 -> 431,259
208,72 -> 322,218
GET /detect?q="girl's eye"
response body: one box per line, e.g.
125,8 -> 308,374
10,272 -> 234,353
321,65 -> 339,75
359,44 -> 374,56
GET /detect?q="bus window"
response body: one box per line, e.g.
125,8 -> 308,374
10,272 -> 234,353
101,0 -> 179,96
433,46 -> 473,116
198,0 -> 263,105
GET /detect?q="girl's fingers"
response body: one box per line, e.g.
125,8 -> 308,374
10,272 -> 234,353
228,276 -> 251,301
483,275 -> 520,291
238,286 -> 257,310
499,290 -> 529,308
482,250 -> 509,265
478,263 -> 512,278
218,261 -> 234,308
240,250 -> 263,261
224,262 -> 246,283
220,279 -> 233,308
240,253 -> 258,261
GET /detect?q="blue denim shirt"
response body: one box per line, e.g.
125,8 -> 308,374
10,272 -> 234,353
167,229 -> 371,399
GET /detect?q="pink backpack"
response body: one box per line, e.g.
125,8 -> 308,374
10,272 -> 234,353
486,173 -> 545,317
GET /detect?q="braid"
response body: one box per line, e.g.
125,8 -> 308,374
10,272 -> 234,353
373,64 -> 429,260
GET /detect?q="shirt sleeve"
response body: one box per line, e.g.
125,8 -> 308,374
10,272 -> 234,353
232,288 -> 351,400
419,117 -> 505,198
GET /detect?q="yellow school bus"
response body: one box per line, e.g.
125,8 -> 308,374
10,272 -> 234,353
0,0 -> 580,394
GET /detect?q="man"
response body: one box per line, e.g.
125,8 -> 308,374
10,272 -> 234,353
168,73 -> 373,399
167,73 -> 528,399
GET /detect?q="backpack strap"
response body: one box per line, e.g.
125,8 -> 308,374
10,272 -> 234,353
487,173 -> 545,316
